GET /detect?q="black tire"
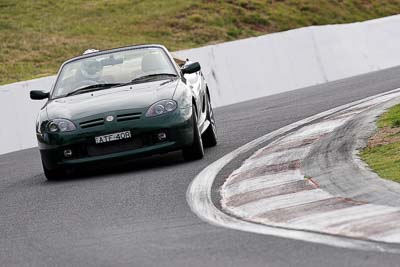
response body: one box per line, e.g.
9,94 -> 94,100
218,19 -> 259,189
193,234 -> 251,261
182,106 -> 205,161
42,161 -> 67,180
202,94 -> 218,147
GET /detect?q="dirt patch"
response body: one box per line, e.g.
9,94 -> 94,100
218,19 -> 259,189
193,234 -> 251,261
367,126 -> 400,148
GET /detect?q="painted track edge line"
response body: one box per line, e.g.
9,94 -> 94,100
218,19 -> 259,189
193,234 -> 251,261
186,88 -> 400,253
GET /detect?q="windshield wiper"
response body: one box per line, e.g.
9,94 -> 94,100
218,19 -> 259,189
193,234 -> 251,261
65,83 -> 122,97
127,73 -> 178,85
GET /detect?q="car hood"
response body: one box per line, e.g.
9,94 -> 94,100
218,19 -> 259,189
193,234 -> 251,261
45,79 -> 179,120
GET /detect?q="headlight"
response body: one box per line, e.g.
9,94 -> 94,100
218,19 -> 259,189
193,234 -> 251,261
46,119 -> 77,132
146,100 -> 177,117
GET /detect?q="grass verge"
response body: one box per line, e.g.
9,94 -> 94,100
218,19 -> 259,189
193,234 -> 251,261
361,104 -> 400,182
1,0 -> 400,84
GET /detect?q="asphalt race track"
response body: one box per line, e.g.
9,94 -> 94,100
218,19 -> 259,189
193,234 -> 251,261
2,66 -> 400,266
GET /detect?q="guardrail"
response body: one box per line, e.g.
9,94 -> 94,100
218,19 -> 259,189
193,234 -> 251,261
1,15 -> 399,155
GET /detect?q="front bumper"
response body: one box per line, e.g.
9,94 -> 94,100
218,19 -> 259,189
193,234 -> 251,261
39,107 -> 193,170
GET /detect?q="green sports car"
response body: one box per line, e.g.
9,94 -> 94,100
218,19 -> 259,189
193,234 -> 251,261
30,44 -> 217,180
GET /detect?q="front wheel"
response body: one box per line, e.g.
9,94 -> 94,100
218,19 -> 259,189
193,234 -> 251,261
182,107 -> 204,161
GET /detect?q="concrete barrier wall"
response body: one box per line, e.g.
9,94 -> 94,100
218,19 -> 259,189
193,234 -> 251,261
174,15 -> 400,107
0,77 -> 54,154
1,15 -> 400,155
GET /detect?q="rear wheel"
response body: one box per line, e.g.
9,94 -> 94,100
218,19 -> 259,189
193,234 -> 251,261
42,161 -> 68,180
182,106 -> 204,161
202,94 -> 218,147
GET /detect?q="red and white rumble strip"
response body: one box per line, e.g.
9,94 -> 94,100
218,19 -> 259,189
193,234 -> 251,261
221,93 -> 400,244
187,88 -> 400,252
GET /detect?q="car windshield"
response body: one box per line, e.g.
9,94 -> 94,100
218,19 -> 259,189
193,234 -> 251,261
52,47 -> 177,98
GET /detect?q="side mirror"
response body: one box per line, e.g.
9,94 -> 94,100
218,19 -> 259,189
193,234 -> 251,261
30,90 -> 49,100
181,62 -> 201,75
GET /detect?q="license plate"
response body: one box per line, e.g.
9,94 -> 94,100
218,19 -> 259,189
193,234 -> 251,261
95,131 -> 132,144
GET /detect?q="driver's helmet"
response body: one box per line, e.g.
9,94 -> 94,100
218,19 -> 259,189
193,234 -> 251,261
80,59 -> 103,80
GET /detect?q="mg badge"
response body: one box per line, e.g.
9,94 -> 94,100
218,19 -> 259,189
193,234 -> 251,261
106,115 -> 114,122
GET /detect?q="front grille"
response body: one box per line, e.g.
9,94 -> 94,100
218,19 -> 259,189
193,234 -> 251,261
78,112 -> 142,129
117,112 -> 141,122
80,118 -> 104,129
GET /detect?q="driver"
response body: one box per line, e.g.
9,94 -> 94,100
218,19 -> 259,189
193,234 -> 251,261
79,59 -> 103,82
55,53 -> 105,96
63,59 -> 104,92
